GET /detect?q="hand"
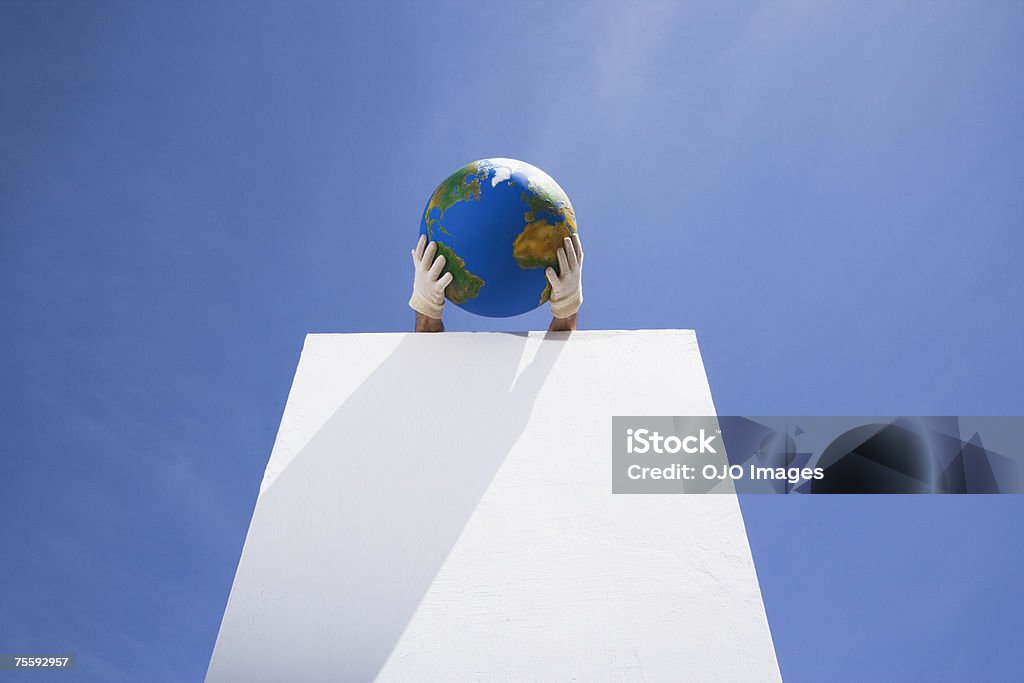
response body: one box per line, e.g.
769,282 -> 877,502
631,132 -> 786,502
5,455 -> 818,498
545,233 -> 583,319
409,235 -> 453,319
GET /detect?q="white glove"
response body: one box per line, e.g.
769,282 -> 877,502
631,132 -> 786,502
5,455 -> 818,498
545,233 -> 584,319
409,234 -> 454,319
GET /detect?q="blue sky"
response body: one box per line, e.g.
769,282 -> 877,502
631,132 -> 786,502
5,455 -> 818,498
2,1 -> 1022,680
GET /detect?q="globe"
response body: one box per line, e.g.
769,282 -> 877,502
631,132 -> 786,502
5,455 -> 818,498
419,158 -> 578,318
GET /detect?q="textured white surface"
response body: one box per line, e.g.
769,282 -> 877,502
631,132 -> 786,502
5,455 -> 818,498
207,330 -> 780,682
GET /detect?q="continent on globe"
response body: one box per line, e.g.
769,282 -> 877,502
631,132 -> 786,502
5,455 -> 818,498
420,158 -> 578,318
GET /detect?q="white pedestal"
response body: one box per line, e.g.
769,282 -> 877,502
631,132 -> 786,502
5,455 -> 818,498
207,330 -> 780,682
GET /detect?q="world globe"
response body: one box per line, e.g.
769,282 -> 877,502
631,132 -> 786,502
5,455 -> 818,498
419,158 -> 578,318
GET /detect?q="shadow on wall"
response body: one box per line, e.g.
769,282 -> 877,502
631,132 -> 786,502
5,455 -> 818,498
208,331 -> 568,681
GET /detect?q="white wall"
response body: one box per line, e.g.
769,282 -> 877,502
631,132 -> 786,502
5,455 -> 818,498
207,330 -> 780,682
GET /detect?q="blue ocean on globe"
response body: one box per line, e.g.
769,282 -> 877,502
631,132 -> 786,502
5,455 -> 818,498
418,158 -> 578,318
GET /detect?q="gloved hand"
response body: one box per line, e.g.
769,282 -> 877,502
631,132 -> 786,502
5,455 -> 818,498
409,234 -> 454,319
545,233 -> 584,319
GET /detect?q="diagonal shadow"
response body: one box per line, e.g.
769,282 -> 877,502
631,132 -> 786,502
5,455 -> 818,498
212,331 -> 569,682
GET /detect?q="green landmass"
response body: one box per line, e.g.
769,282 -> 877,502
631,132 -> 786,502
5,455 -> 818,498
521,188 -> 565,225
435,242 -> 484,304
423,160 -> 491,302
513,185 -> 578,304
513,189 -> 577,270
424,160 -> 490,239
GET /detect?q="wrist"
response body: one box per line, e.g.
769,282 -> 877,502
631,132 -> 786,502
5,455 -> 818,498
549,312 -> 577,332
415,311 -> 444,332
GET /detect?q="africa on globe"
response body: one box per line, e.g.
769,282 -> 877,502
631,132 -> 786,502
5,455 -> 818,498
419,158 -> 578,318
